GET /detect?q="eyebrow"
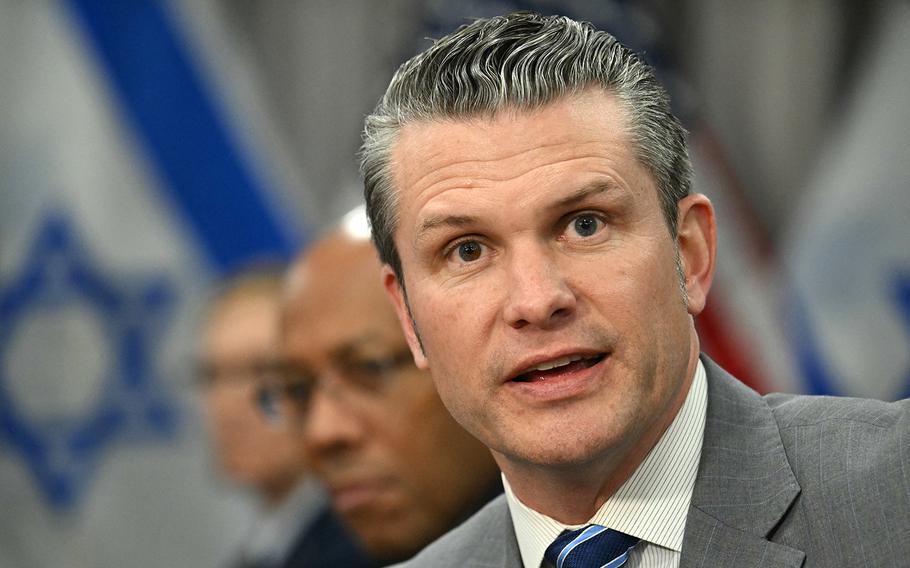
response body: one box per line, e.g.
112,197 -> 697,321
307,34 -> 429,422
283,333 -> 379,365
546,179 -> 621,212
415,214 -> 479,245
333,333 -> 382,354
414,179 -> 621,244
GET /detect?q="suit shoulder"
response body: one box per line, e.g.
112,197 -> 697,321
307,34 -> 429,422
764,393 -> 909,490
764,391 -> 909,431
389,495 -> 511,568
764,395 -> 910,562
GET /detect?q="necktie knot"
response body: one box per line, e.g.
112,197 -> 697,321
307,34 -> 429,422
543,524 -> 639,568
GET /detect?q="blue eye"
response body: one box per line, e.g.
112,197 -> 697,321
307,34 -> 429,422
572,214 -> 601,237
457,240 -> 483,262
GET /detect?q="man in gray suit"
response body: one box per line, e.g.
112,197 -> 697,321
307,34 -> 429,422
359,12 -> 910,568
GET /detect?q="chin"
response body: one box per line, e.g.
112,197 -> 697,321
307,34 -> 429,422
530,448 -> 602,468
510,429 -> 624,469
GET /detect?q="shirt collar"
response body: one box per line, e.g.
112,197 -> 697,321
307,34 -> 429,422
242,477 -> 327,564
504,359 -> 707,568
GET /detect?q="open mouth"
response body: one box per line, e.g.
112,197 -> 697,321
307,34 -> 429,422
511,353 -> 606,382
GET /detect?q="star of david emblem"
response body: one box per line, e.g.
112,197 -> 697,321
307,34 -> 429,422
0,211 -> 180,509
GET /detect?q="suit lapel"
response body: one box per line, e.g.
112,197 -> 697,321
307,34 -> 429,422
458,496 -> 523,567
680,358 -> 805,567
682,508 -> 804,567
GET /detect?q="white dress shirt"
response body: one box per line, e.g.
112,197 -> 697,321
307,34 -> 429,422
504,360 -> 708,568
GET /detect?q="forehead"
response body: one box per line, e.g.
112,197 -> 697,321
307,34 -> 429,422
206,292 -> 279,347
283,246 -> 404,351
388,90 -> 649,239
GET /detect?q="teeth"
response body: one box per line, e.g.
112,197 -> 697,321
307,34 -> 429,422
529,355 -> 584,372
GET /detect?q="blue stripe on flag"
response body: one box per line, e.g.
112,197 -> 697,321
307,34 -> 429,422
790,274 -> 910,400
788,288 -> 834,396
63,0 -> 301,274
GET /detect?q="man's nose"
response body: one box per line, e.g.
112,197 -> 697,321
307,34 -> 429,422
501,243 -> 577,330
301,385 -> 365,458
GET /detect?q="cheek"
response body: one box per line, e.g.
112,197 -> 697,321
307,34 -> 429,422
380,387 -> 467,498
385,378 -> 449,451
386,385 -> 484,503
207,389 -> 244,424
413,287 -> 483,364
428,377 -> 470,430
615,244 -> 683,310
579,252 -> 682,363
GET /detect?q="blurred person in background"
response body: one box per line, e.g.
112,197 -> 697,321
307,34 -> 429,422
265,209 -> 502,565
199,266 -> 372,568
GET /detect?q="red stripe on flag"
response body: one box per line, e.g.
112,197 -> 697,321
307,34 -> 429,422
696,299 -> 767,394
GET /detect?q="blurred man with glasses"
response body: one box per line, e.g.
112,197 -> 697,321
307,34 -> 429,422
264,210 -> 501,565
199,267 -> 371,568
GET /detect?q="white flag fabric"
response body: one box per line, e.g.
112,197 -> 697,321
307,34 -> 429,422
784,0 -> 910,401
0,1 -> 305,566
688,129 -> 798,395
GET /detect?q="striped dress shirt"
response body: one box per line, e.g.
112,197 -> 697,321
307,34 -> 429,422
504,360 -> 708,568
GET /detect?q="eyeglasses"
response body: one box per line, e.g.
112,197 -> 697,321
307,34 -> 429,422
195,358 -> 275,389
256,349 -> 416,420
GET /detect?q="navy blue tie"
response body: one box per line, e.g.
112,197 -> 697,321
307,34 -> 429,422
543,525 -> 639,568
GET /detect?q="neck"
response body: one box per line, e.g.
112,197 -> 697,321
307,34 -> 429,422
498,437 -> 654,524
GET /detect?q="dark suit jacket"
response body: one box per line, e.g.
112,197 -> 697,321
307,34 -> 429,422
281,506 -> 375,568
231,505 -> 374,568
393,357 -> 910,567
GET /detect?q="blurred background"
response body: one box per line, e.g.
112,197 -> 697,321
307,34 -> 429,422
1,0 -> 908,566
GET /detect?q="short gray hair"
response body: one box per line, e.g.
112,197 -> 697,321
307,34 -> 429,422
360,12 -> 692,281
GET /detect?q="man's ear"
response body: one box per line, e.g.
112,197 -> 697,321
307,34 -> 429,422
381,265 -> 429,369
676,193 -> 717,316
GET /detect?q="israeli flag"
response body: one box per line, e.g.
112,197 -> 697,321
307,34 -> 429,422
785,0 -> 910,400
0,1 -> 305,566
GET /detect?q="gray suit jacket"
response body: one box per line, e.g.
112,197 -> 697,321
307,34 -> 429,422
394,357 -> 910,567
